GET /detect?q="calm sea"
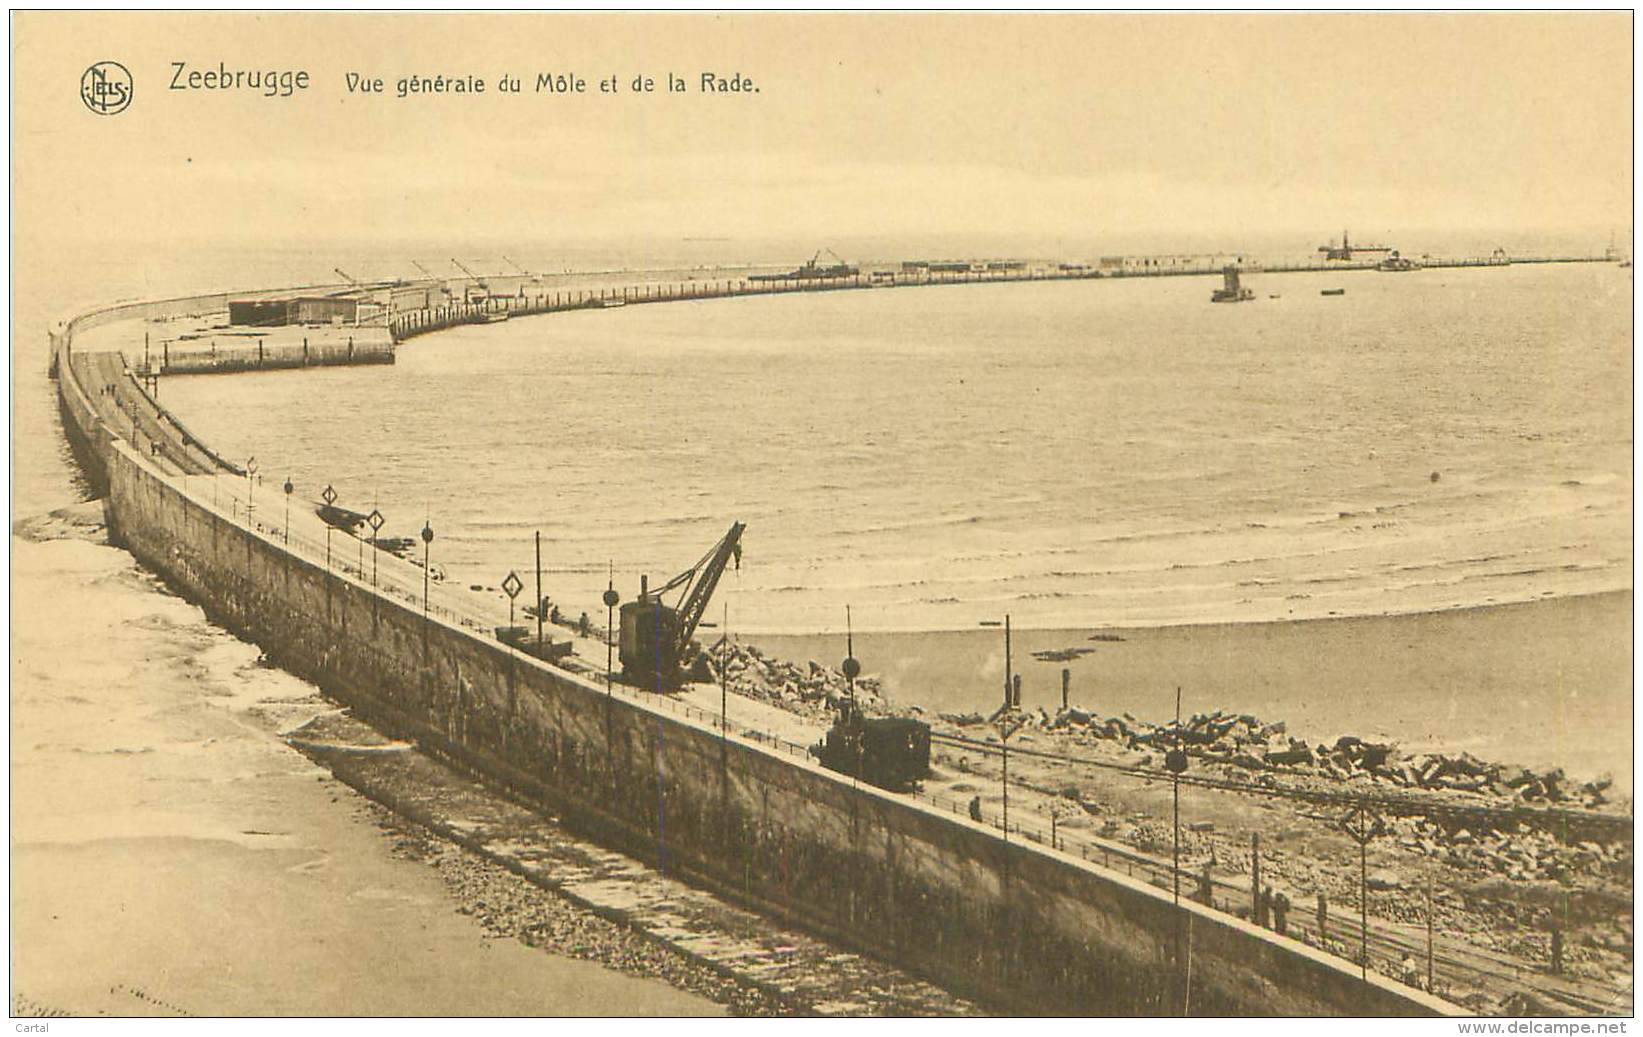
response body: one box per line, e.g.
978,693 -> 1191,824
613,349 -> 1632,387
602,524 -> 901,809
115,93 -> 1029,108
156,261 -> 1632,637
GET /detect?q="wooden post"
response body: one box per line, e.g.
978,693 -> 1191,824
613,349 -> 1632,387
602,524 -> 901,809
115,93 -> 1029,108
1251,832 -> 1261,920
1426,878 -> 1435,990
1003,613 -> 1012,707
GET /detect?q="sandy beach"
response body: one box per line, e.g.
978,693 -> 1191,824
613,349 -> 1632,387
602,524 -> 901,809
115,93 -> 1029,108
750,589 -> 1633,792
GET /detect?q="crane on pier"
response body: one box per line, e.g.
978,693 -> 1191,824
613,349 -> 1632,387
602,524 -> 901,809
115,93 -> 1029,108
1317,230 -> 1393,261
620,522 -> 745,690
409,260 -> 454,300
500,254 -> 541,297
451,259 -> 490,303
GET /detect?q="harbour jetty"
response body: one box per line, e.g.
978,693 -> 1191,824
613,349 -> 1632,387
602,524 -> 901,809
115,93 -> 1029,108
49,250 -> 1617,1015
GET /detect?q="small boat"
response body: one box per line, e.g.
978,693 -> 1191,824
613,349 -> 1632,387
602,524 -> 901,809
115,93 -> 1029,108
599,297 -> 628,308
1321,288 -> 1346,297
315,503 -> 369,531
1376,251 -> 1421,272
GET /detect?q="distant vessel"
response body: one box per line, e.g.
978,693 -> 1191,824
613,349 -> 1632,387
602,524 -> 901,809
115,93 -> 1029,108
1321,288 -> 1346,296
1376,250 -> 1421,272
1210,265 -> 1254,303
599,297 -> 628,308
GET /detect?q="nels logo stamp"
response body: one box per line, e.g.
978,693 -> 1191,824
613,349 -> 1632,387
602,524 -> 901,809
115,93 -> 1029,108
81,60 -> 132,115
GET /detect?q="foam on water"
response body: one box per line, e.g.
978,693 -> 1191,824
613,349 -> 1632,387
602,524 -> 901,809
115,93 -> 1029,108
156,262 -> 1629,636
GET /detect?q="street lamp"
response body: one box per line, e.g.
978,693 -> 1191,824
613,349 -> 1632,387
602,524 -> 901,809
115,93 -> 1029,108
421,521 -> 435,615
245,456 -> 259,518
602,567 -> 620,692
282,478 -> 294,544
843,611 -> 863,785
843,604 -> 860,712
1165,686 -> 1191,1016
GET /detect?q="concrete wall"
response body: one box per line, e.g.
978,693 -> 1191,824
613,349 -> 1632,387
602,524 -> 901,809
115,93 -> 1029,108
160,328 -> 393,376
54,317 -> 1456,1018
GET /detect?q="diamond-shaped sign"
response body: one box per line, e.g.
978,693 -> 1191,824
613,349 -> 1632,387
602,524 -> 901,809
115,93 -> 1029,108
501,571 -> 523,599
993,708 -> 1028,741
321,484 -> 337,506
367,509 -> 385,533
1339,802 -> 1387,846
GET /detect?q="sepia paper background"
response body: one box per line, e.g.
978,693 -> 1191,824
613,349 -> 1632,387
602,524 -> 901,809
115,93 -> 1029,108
10,10 -> 1634,1023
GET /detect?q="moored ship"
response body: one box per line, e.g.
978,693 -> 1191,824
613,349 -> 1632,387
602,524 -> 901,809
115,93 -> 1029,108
749,248 -> 859,282
1376,250 -> 1421,272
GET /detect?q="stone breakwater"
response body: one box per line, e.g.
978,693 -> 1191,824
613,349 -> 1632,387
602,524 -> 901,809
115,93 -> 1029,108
49,281 -> 1457,1017
943,707 -> 1623,815
665,593 -> 1633,1009
698,640 -> 889,725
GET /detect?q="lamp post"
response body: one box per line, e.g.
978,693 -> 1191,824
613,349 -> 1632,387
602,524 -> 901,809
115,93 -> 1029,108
282,478 -> 294,544
421,521 -> 435,616
842,607 -> 862,785
843,605 -> 860,712
603,568 -> 620,692
1165,686 -> 1191,1016
245,456 -> 258,519
1004,613 -> 1012,706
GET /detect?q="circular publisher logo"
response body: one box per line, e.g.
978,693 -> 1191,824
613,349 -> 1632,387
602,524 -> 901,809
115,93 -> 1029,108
81,61 -> 132,116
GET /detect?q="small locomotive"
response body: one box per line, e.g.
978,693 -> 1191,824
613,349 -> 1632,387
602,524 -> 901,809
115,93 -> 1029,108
814,702 -> 931,791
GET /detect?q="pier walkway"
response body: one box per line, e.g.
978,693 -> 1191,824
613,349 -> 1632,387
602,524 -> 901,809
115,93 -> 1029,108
383,253 -> 1615,343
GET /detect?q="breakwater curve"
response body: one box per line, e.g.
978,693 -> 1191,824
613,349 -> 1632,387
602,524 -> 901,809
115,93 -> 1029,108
49,275 -> 1461,1016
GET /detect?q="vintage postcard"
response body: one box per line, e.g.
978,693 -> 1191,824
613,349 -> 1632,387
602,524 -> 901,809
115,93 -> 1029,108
9,10 -> 1634,1024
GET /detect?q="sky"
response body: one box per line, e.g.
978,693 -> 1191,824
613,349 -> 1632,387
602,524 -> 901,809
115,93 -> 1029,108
12,12 -> 1635,260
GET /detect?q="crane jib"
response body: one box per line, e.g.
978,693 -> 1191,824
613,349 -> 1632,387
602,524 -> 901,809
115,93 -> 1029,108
670,521 -> 745,660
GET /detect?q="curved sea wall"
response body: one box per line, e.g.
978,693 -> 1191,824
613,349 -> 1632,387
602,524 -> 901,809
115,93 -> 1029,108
49,284 -> 1456,1017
